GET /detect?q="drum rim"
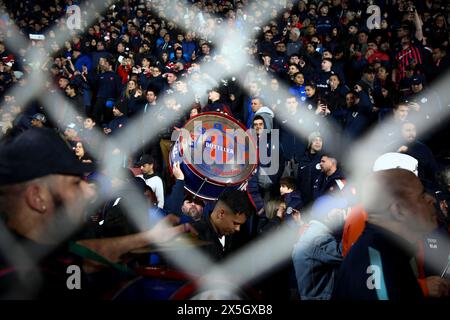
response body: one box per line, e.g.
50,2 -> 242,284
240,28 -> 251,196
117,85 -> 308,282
184,185 -> 224,201
178,112 -> 258,186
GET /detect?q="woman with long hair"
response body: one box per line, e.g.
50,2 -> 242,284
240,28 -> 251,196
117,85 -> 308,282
74,141 -> 93,163
119,79 -> 144,118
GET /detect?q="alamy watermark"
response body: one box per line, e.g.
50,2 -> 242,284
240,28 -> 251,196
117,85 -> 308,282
366,5 -> 381,30
66,265 -> 81,290
66,5 -> 81,30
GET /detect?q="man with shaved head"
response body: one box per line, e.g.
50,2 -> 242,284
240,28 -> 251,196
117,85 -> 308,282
333,169 -> 448,300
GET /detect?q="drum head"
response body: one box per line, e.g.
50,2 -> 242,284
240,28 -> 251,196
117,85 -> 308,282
171,112 -> 257,186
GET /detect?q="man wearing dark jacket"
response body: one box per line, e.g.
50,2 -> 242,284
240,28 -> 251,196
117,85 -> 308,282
315,58 -> 335,95
312,155 -> 346,200
278,96 -> 307,163
341,90 -> 373,139
192,190 -> 253,262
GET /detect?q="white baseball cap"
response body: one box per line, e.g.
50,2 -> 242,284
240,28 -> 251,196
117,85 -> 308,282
373,152 -> 418,176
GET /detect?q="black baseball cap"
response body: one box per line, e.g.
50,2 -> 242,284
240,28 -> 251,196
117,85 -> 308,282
183,193 -> 205,207
0,128 -> 95,186
133,176 -> 152,193
411,75 -> 425,85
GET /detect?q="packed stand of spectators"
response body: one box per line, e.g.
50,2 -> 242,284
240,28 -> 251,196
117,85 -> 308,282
0,0 -> 449,300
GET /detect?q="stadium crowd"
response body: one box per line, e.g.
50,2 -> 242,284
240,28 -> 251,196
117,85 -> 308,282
0,0 -> 449,300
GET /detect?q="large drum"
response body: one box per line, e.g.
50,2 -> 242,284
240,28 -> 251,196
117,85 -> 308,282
109,267 -> 260,300
170,112 -> 258,200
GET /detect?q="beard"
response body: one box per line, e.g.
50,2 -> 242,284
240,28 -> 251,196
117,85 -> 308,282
187,207 -> 202,221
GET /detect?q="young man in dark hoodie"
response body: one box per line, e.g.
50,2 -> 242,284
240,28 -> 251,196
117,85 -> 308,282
341,89 -> 373,139
102,102 -> 127,136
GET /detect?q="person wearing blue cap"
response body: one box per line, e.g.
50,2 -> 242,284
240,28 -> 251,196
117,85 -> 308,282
30,113 -> 47,128
292,195 -> 348,300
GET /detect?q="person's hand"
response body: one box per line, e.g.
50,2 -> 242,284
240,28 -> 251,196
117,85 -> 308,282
408,102 -> 421,112
425,276 -> 450,298
276,207 -> 286,219
349,44 -> 356,56
397,145 -> 408,153
365,49 -> 374,58
103,127 -> 112,135
172,161 -> 184,180
315,105 -> 323,115
147,214 -> 199,243
292,209 -> 304,226
262,55 -> 271,67
182,223 -> 199,237
134,89 -> 142,97
316,103 -> 327,115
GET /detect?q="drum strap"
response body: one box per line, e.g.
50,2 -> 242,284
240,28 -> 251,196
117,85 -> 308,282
194,178 -> 208,197
69,242 -> 136,276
